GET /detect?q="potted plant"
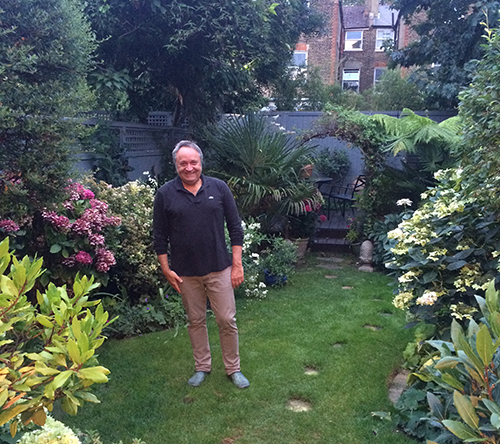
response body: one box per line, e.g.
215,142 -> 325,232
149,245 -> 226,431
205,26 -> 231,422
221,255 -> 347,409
260,237 -> 298,286
286,197 -> 327,258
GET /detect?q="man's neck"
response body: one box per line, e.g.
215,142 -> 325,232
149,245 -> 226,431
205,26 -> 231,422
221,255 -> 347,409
181,177 -> 202,195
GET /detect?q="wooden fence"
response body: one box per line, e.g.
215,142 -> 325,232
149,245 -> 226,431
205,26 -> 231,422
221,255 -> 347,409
76,110 -> 456,183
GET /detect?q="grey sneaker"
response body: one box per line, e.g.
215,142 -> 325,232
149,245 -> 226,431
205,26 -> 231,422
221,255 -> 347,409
230,371 -> 250,389
188,371 -> 209,387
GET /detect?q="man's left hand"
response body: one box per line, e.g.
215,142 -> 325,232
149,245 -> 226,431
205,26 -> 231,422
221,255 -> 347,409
231,264 -> 244,289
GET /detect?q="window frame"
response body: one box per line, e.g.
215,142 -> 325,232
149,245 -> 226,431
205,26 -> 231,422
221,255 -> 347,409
375,28 -> 394,52
342,68 -> 360,92
373,67 -> 387,85
344,30 -> 363,51
292,50 -> 308,68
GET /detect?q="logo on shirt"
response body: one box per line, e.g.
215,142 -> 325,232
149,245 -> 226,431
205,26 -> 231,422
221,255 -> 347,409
208,196 -> 214,199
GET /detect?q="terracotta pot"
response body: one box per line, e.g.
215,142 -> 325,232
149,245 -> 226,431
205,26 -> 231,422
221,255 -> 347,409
293,238 -> 310,259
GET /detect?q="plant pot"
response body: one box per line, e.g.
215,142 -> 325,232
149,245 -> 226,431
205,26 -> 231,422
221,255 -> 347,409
264,269 -> 287,286
350,242 -> 361,258
293,238 -> 309,259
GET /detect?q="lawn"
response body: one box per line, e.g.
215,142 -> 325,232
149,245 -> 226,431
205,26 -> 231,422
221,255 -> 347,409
61,254 -> 419,444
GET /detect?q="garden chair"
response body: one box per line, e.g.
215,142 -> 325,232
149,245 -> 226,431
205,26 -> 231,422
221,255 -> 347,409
323,175 -> 366,218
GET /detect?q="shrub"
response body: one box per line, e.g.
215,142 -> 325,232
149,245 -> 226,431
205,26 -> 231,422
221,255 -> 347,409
88,179 -> 163,302
386,168 -> 500,330
226,220 -> 268,300
260,237 -> 298,282
0,0 -> 96,218
396,281 -> 500,443
313,148 -> 351,180
101,289 -> 186,338
0,238 -> 110,432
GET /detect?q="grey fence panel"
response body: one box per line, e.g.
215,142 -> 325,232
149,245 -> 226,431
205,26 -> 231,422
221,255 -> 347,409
75,122 -> 189,181
75,110 -> 455,183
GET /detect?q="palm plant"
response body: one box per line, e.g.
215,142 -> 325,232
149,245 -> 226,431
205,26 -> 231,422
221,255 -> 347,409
203,114 -> 322,230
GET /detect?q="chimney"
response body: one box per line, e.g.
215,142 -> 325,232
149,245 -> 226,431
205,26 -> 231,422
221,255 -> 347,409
365,0 -> 379,26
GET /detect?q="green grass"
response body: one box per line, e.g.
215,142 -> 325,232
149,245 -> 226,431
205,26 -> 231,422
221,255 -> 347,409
61,254 -> 418,444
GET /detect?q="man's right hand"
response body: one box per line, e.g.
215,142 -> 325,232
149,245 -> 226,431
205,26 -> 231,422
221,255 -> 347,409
163,269 -> 183,294
157,254 -> 183,294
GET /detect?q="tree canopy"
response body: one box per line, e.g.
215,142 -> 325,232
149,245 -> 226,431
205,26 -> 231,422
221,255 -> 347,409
390,0 -> 500,108
0,0 -> 96,217
84,0 -> 322,124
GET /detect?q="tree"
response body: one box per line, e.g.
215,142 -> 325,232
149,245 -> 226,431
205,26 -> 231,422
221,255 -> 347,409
0,0 -> 96,220
390,0 -> 500,109
84,0 -> 323,124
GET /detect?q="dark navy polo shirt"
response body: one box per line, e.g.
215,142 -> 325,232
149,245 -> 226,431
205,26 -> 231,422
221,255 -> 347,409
153,175 -> 244,277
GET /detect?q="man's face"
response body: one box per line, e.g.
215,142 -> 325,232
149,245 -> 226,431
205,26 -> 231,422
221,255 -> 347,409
176,146 -> 202,186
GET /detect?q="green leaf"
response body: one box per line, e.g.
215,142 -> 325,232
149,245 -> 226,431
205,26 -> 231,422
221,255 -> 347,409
427,392 -> 444,420
483,399 -> 500,416
476,324 -> 494,367
36,315 -> 54,329
67,339 -> 82,365
485,279 -> 499,315
62,395 -> 78,416
441,374 -> 464,391
453,391 -> 479,429
74,391 -> 100,403
49,244 -> 62,254
77,366 -> 110,383
442,420 -> 481,440
0,276 -> 18,297
491,413 -> 500,429
52,370 -> 72,390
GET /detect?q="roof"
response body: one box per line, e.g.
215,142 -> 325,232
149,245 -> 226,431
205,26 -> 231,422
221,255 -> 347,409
342,5 -> 368,29
373,5 -> 398,27
342,4 -> 399,29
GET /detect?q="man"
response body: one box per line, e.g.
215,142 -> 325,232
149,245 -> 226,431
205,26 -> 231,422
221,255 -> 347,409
153,140 -> 249,389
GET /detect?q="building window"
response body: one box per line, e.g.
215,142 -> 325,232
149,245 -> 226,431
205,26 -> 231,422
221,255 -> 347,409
342,69 -> 360,92
292,50 -> 308,67
345,31 -> 363,51
374,67 -> 386,84
375,29 -> 394,51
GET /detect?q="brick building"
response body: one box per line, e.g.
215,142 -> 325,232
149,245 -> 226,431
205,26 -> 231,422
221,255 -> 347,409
296,0 -> 412,92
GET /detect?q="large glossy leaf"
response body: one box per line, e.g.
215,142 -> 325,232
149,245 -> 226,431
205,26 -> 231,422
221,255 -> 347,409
476,324 -> 494,367
454,391 -> 479,429
442,420 -> 482,440
427,392 -> 444,420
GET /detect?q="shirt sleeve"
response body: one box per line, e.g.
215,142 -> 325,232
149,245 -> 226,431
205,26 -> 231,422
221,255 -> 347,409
152,190 -> 170,255
222,183 -> 244,247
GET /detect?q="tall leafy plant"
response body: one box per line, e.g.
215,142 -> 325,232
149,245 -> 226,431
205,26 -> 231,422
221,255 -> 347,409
0,238 -> 111,432
204,114 -> 322,230
404,281 -> 500,443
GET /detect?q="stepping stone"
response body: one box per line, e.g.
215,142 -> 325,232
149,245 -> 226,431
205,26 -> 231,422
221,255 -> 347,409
318,264 -> 342,270
388,370 -> 410,404
379,311 -> 393,317
325,275 -> 338,279
304,366 -> 319,376
363,324 -> 382,331
286,399 -> 312,412
318,256 -> 344,263
332,342 -> 345,348
342,286 -> 353,289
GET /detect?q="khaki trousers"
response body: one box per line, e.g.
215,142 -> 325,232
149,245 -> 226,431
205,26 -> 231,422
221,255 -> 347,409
179,266 -> 240,375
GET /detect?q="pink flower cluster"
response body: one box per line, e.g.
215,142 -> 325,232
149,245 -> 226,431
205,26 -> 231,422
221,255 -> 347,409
42,182 -> 121,274
95,248 -> 116,272
0,219 -> 20,233
66,183 -> 95,201
41,211 -> 71,232
62,250 -> 93,267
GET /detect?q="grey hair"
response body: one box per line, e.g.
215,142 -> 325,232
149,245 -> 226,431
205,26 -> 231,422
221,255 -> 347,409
172,140 -> 203,165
